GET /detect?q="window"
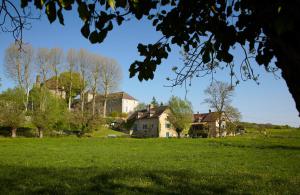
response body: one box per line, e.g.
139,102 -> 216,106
133,124 -> 137,130
165,123 -> 171,128
143,124 -> 148,129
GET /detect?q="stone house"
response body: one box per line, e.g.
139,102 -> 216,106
84,91 -> 139,115
189,110 -> 227,137
127,105 -> 178,138
35,75 -> 67,99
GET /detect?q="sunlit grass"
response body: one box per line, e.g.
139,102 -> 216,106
0,129 -> 299,194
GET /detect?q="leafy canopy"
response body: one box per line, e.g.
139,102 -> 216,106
30,87 -> 68,131
0,88 -> 26,129
167,96 -> 193,134
19,0 -> 300,114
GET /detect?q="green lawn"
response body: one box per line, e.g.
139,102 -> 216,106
91,126 -> 127,137
0,128 -> 299,194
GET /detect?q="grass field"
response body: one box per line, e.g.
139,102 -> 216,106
0,128 -> 299,194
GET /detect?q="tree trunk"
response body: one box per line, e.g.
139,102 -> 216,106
68,94 -> 72,111
11,128 -> 17,138
218,119 -> 222,137
38,129 -> 43,138
217,111 -> 222,137
68,71 -> 73,111
92,91 -> 96,117
176,128 -> 181,138
103,88 -> 108,117
272,33 -> 300,116
81,91 -> 85,113
55,73 -> 59,95
25,87 -> 29,112
103,98 -> 107,117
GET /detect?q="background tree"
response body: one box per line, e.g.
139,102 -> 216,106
0,88 -> 26,138
4,43 -> 34,111
49,48 -> 63,95
35,48 -> 51,111
88,54 -> 102,117
59,72 -> 82,106
134,102 -> 147,111
99,57 -> 122,117
167,96 -> 193,138
69,110 -> 103,136
150,97 -> 159,108
30,87 -> 68,138
204,81 -> 234,136
16,0 -> 300,116
36,48 -> 51,83
224,106 -> 242,124
78,48 -> 90,113
66,48 -> 77,110
224,105 -> 242,135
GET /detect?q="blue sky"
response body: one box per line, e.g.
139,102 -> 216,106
0,8 -> 299,127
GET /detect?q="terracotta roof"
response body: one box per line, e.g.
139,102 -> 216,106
43,78 -> 64,90
127,106 -> 169,120
95,92 -> 137,101
193,113 -> 208,122
193,112 -> 220,122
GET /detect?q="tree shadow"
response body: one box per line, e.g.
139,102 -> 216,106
0,165 -> 298,194
210,141 -> 300,151
0,126 -> 36,137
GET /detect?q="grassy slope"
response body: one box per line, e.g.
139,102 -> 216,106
0,129 -> 299,194
91,126 -> 127,137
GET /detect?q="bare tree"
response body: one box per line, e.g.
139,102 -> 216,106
49,48 -> 63,95
35,48 -> 51,111
99,58 -> 122,117
66,48 -> 77,110
88,54 -> 102,117
204,81 -> 234,137
4,43 -> 34,111
36,48 -> 51,83
78,48 -> 89,113
0,1 -> 40,49
224,105 -> 241,123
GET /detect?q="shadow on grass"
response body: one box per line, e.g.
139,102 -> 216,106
0,127 -> 36,137
210,141 -> 300,151
0,165 -> 298,194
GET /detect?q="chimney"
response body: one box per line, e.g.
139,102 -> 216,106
209,109 -> 211,113
137,112 -> 143,119
147,104 -> 154,112
147,104 -> 155,117
35,75 -> 41,88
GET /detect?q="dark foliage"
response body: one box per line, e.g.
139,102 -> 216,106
17,0 -> 300,115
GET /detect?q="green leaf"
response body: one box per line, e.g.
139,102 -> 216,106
81,22 -> 90,39
21,0 -> 29,8
78,2 -> 90,22
88,4 -> 95,12
97,30 -> 108,43
107,21 -> 113,31
46,1 -> 57,23
202,51 -> 210,64
108,0 -> 116,10
57,8 -> 64,25
60,0 -> 73,10
34,0 -> 44,9
89,31 -> 99,44
116,16 -> 124,25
